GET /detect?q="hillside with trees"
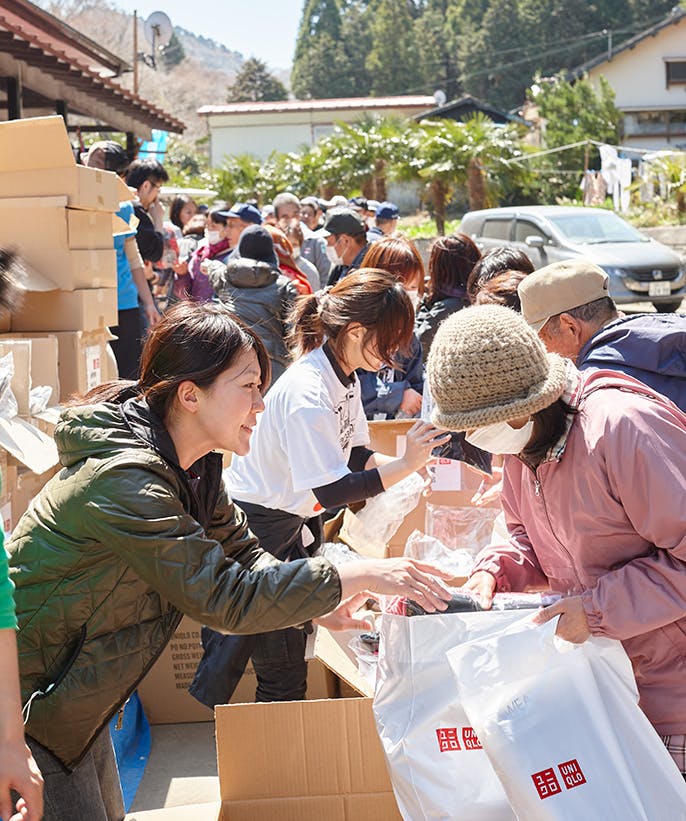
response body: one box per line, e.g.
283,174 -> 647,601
291,0 -> 678,108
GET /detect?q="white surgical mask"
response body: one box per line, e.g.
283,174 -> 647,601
465,419 -> 534,455
326,244 -> 343,266
206,230 -> 221,245
292,245 -> 301,259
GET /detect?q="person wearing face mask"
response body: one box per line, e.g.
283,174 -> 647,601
428,303 -> 686,778
190,269 -> 452,708
323,208 -> 370,287
355,237 -> 425,420
187,209 -> 233,302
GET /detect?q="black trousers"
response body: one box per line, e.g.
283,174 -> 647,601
109,307 -> 142,380
189,502 -> 322,707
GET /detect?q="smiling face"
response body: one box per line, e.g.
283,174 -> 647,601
192,348 -> 265,456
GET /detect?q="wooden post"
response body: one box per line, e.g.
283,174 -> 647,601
6,76 -> 21,120
133,10 -> 138,96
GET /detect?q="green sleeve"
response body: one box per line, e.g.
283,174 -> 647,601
0,531 -> 18,630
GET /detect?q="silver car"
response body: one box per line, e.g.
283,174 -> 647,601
460,205 -> 686,312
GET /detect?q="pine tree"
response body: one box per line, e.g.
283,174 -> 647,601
291,0 -> 353,98
227,58 -> 288,102
366,0 -> 419,96
413,0 -> 461,101
159,31 -> 185,71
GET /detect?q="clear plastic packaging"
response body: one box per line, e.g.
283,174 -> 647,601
403,530 -> 475,579
426,502 -> 499,555
29,385 -> 52,416
315,541 -> 363,567
347,471 -> 424,554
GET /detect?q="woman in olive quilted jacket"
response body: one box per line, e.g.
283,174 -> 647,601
6,301 -> 450,821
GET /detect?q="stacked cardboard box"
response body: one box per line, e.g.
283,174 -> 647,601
0,115 -> 126,526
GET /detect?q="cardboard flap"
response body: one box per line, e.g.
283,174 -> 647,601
0,416 -> 59,473
112,214 -> 133,235
0,196 -> 69,209
309,627 -> 373,697
17,261 -> 58,293
0,116 -> 75,172
117,176 -> 136,201
216,698 -> 391,803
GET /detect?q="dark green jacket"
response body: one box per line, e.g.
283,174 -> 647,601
7,398 -> 341,768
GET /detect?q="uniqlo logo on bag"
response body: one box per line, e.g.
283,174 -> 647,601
462,727 -> 482,750
558,759 -> 586,790
531,768 -> 562,799
436,728 -> 461,752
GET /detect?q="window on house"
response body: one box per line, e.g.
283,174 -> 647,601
666,60 -> 686,85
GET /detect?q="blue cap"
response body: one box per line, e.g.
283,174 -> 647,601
376,201 -> 399,220
216,202 -> 263,225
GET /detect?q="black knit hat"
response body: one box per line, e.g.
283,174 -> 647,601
237,225 -> 279,268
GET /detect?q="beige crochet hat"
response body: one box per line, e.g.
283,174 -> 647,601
427,304 -> 568,431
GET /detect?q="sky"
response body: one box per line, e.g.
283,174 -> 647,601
112,0 -> 302,69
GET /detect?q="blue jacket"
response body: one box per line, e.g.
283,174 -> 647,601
577,313 -> 686,411
357,335 -> 424,419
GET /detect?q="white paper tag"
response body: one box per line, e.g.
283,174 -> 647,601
85,345 -> 102,390
431,458 -> 462,491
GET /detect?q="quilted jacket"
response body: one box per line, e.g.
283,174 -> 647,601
7,397 -> 341,768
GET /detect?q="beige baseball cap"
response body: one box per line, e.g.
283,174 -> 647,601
518,259 -> 610,331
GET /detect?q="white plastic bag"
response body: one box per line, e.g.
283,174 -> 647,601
373,610 -> 527,821
0,352 -> 18,420
448,617 -> 686,820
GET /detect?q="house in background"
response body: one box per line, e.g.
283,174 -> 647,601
415,94 -> 526,126
573,7 -> 686,150
197,95 -> 435,165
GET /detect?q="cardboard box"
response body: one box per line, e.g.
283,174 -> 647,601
215,697 -> 401,820
138,616 -> 337,725
0,116 -> 120,211
10,288 -> 118,333
0,336 -> 61,414
11,329 -> 113,401
10,465 -> 59,527
0,415 -> 59,475
363,420 -> 489,557
0,339 -> 31,417
0,197 -> 116,290
125,804 -> 221,820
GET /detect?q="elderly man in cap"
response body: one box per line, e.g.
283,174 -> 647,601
216,202 -> 263,250
519,259 -> 686,411
367,201 -> 399,242
323,207 -> 370,286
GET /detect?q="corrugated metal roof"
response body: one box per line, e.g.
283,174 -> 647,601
198,95 -> 436,116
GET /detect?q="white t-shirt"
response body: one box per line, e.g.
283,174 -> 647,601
227,345 -> 370,518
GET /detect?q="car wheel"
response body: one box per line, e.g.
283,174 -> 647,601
653,299 -> 683,313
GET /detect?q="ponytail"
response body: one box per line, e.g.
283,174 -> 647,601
288,291 -> 326,359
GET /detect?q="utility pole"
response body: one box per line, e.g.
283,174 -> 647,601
133,10 -> 138,96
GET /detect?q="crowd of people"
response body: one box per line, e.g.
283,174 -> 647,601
1,138 -> 685,820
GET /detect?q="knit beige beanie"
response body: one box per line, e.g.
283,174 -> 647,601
427,304 -> 568,431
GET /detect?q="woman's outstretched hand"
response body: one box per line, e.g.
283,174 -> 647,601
338,558 -> 453,614
314,592 -> 375,631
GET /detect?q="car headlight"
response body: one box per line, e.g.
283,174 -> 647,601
601,266 -> 628,279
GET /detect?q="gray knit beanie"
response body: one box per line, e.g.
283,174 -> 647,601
427,304 -> 568,431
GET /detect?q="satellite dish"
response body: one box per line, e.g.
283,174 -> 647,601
433,89 -> 447,107
144,11 -> 173,49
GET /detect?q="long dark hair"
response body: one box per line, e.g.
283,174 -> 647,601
427,233 -> 481,302
288,268 -> 414,365
466,247 -> 534,304
521,398 -> 577,468
77,302 -> 270,419
170,195 -> 197,230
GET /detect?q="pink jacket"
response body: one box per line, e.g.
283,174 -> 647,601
473,368 -> 686,735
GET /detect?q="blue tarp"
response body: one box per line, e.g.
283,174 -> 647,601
109,690 -> 151,810
139,130 -> 169,163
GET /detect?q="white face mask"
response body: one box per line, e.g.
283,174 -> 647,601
465,419 -> 534,455
326,241 -> 344,266
206,229 -> 221,245
292,245 -> 301,259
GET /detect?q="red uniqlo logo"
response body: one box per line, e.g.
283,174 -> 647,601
436,728 -> 461,752
531,768 -> 562,799
462,727 -> 482,750
558,759 -> 586,790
